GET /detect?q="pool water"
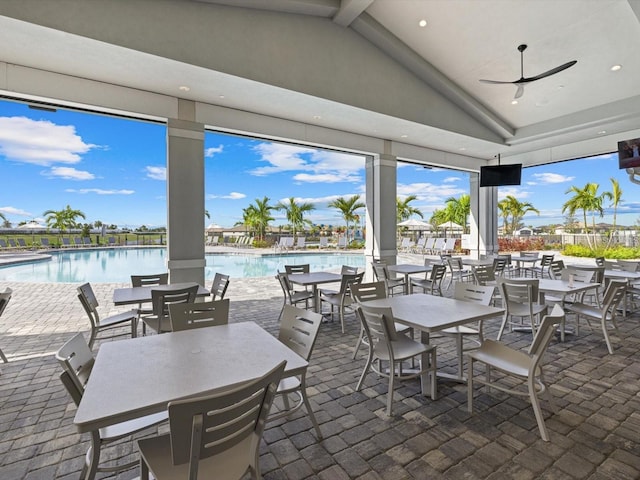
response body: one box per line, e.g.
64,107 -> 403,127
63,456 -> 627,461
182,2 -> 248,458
0,248 -> 366,283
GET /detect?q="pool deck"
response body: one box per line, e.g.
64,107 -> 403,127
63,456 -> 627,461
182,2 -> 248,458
0,251 -> 639,479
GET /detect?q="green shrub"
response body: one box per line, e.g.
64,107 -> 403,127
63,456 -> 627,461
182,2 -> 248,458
252,239 -> 270,248
561,244 -> 640,259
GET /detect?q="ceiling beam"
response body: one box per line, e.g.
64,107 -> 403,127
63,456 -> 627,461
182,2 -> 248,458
333,0 -> 372,27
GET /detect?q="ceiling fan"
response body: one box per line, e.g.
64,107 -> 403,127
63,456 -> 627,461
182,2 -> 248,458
479,44 -> 577,99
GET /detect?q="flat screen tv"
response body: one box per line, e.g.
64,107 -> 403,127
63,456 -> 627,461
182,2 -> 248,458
618,138 -> 640,169
480,164 -> 522,187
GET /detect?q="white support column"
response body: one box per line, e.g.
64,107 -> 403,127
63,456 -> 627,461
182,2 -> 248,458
166,104 -> 206,285
469,172 -> 498,258
365,149 -> 397,280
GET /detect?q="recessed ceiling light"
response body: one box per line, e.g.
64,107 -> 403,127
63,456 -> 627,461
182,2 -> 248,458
598,130 -> 607,135
219,95 -> 225,99
511,100 -> 518,105
178,86 -> 190,92
611,65 -> 622,71
313,115 -> 322,120
459,147 -> 466,151
418,19 -> 427,27
557,85 -> 565,89
400,134 -> 408,138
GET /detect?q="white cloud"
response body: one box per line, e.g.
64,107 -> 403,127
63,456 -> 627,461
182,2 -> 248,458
0,116 -> 96,166
46,166 -> 95,180
497,187 -> 531,199
65,188 -> 135,195
282,194 -> 364,207
293,173 -> 361,183
531,173 -> 575,184
207,192 -> 246,200
205,145 -> 224,157
248,142 -> 365,183
443,176 -> 462,183
397,182 -> 466,203
146,166 -> 166,180
0,206 -> 32,216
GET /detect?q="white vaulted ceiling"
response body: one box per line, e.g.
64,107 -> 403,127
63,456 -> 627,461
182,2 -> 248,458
0,0 -> 639,169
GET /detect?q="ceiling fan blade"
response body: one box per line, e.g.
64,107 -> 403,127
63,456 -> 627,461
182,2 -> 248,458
523,60 -> 577,82
479,79 -> 514,84
514,84 -> 524,99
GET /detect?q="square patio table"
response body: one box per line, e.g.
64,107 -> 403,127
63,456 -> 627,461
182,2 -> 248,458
74,322 -> 307,432
287,271 -> 341,312
361,294 -> 503,382
73,322 -> 308,476
387,264 -> 433,294
113,282 -> 210,306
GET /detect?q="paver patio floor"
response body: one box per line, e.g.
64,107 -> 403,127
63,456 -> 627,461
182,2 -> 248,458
0,255 -> 639,479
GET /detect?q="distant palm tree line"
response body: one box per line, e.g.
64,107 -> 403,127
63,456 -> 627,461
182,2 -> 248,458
1,178 -> 624,245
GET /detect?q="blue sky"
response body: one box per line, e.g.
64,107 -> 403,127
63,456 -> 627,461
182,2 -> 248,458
1,99 -> 638,230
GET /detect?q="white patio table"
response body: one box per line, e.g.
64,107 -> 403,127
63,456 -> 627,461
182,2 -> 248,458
73,322 -> 308,479
361,294 -> 503,383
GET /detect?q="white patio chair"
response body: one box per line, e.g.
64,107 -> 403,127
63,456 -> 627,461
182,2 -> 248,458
131,273 -> 169,335
319,271 -> 364,332
141,284 -> 199,334
467,305 -> 564,442
269,305 -> 323,439
169,299 -> 230,331
56,333 -> 167,480
566,280 -> 627,354
337,236 -> 348,249
441,282 -> 495,378
350,281 -> 413,360
371,262 -> 405,297
294,236 -> 306,249
210,272 -> 230,300
355,304 -> 437,416
137,361 -> 285,480
276,272 -> 314,321
318,236 -> 329,249
77,283 -> 138,348
445,257 -> 473,289
496,278 -> 548,340
409,263 -> 447,296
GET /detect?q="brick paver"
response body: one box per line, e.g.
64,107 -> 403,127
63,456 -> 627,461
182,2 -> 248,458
0,251 -> 639,479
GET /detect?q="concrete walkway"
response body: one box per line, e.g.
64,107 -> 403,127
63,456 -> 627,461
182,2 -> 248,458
0,253 -> 639,479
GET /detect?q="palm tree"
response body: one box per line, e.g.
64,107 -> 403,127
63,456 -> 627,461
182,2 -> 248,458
443,194 -> 470,233
205,210 -> 210,220
275,197 -> 315,237
0,212 -> 10,228
396,195 -> 423,223
562,183 -> 611,249
606,178 -> 622,249
497,199 -> 510,235
328,195 -> 365,244
498,195 -> 539,235
239,197 -> 274,241
43,205 -> 86,233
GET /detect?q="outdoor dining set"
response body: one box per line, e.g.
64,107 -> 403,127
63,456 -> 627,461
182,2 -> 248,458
44,250 -> 639,479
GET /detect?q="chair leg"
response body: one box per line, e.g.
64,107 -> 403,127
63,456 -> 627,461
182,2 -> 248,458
528,376 -> 549,441
352,327 -> 365,359
300,375 -> 323,440
601,316 -> 615,354
140,457 -> 150,480
0,347 -> 7,363
386,362 -> 395,416
356,347 -> 374,392
496,313 -> 509,340
467,357 -> 474,413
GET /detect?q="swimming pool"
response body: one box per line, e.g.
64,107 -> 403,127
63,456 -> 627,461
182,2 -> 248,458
0,248 -> 366,283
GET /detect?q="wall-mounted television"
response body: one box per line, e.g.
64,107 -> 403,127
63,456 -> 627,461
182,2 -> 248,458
618,138 -> 640,169
480,164 -> 522,187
